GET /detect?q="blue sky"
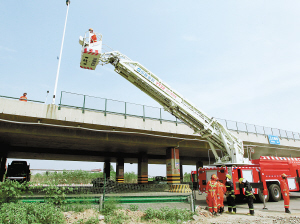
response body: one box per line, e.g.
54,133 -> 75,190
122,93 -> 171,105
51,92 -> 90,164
1,1 -> 300,175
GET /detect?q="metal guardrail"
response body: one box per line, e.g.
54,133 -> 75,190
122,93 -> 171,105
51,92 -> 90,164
1,93 -> 299,141
0,95 -> 45,103
58,91 -> 180,125
57,91 -> 300,141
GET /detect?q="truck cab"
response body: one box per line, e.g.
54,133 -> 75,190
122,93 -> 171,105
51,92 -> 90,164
5,160 -> 30,183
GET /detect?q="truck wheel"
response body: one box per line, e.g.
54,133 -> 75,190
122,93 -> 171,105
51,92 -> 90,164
269,184 -> 281,202
257,188 -> 269,203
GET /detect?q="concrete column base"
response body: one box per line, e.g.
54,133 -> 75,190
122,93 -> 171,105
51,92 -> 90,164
138,154 -> 148,184
116,158 -> 124,183
166,147 -> 180,184
169,184 -> 192,193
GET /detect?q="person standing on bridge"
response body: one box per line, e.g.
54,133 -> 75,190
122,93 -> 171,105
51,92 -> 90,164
206,174 -> 218,216
19,93 -> 27,102
225,174 -> 236,214
280,173 -> 291,214
239,178 -> 255,216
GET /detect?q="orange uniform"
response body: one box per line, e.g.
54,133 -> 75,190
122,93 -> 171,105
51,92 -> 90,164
19,95 -> 27,102
217,181 -> 226,213
280,177 -> 290,210
90,34 -> 97,43
206,178 -> 218,214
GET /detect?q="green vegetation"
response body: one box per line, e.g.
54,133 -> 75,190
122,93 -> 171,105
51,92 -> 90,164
0,180 -> 30,204
0,202 -> 66,224
42,184 -> 74,205
0,171 -> 195,223
183,172 -> 192,182
129,204 -> 139,211
143,207 -> 195,223
30,169 -> 140,184
101,198 -> 130,224
60,203 -> 96,213
31,170 -> 103,184
124,171 -> 137,183
30,169 -> 193,184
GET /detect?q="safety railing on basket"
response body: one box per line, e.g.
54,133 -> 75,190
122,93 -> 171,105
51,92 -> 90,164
57,91 -> 300,141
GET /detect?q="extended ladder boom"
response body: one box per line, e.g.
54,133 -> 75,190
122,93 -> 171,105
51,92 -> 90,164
79,33 -> 249,165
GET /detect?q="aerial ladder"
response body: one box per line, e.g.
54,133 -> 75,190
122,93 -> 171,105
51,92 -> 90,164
79,31 -> 250,165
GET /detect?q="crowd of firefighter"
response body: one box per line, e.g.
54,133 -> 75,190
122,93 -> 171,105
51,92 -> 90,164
205,173 -> 291,216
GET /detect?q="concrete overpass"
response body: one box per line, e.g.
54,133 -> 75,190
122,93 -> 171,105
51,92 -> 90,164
1,96 -> 300,182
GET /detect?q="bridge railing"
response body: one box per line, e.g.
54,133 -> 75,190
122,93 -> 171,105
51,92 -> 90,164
56,91 -> 299,141
58,91 -> 180,124
0,95 -> 45,104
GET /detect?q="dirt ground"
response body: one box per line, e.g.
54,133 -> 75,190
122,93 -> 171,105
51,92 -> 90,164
63,206 -> 300,224
63,192 -> 300,223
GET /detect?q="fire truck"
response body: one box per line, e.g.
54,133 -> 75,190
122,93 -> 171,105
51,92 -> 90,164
78,31 -> 295,203
192,156 -> 300,202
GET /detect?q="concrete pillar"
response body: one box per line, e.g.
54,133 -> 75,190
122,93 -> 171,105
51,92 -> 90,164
0,153 -> 7,182
138,154 -> 148,184
166,147 -> 180,184
103,160 -> 111,180
116,158 -> 124,183
180,162 -> 183,183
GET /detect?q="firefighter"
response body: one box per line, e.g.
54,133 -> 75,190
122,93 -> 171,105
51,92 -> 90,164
89,28 -> 97,43
225,174 -> 236,214
239,178 -> 255,216
280,173 -> 291,214
217,178 -> 226,214
206,174 -> 218,216
19,93 -> 27,102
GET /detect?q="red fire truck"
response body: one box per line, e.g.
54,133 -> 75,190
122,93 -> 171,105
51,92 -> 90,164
79,31 -> 299,204
193,156 -> 300,202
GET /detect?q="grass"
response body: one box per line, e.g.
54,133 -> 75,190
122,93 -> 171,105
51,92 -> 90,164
30,170 -> 192,184
0,171 -> 195,223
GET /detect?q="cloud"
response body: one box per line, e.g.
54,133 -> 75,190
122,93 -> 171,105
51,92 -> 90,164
0,46 -> 16,53
182,35 -> 198,42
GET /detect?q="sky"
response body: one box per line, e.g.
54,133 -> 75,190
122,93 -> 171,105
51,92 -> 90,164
1,1 -> 300,176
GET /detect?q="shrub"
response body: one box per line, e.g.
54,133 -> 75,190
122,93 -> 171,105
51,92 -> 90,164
0,202 -> 65,224
60,203 -> 96,213
42,184 -> 74,205
129,204 -> 139,211
104,210 -> 130,224
101,198 -> 121,215
183,172 -> 192,182
0,180 -> 29,204
143,206 -> 194,223
124,172 -> 137,183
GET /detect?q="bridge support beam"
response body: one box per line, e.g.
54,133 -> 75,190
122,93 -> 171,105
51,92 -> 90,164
116,158 -> 124,183
0,152 -> 7,182
138,154 -> 148,184
103,160 -> 111,180
166,147 -> 180,184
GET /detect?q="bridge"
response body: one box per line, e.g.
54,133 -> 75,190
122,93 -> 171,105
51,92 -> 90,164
1,93 -> 300,183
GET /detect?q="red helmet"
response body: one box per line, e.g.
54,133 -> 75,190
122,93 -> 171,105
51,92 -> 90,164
211,174 -> 218,180
281,173 -> 287,178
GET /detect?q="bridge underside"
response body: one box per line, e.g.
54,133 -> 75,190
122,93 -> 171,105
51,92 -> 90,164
0,117 -> 210,165
1,116 -> 300,167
